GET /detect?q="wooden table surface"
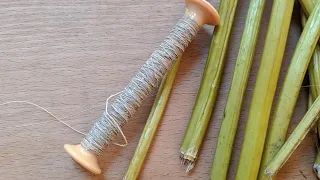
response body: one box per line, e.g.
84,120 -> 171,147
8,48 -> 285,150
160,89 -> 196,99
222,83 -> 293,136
0,0 -> 316,179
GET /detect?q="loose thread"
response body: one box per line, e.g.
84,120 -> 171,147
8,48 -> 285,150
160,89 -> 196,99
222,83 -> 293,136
0,85 -> 317,133
0,103 -> 105,132
0,92 -> 129,147
105,91 -> 128,147
0,101 -> 86,135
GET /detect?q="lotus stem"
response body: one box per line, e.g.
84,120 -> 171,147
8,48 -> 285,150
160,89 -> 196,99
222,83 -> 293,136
302,5 -> 320,178
263,2 -> 320,177
265,94 -> 320,176
300,0 -> 318,16
210,0 -> 266,179
179,0 -> 238,172
235,1 -> 295,179
123,56 -> 182,180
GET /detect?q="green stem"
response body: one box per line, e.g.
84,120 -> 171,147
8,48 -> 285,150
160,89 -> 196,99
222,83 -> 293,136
309,93 -> 314,109
308,91 -> 320,178
300,0 -> 318,16
123,57 -> 182,180
309,45 -> 320,100
302,5 -> 320,178
316,152 -> 320,165
259,1 -> 320,179
180,0 -> 238,171
235,1 -> 295,179
265,94 -> 320,176
210,0 -> 266,179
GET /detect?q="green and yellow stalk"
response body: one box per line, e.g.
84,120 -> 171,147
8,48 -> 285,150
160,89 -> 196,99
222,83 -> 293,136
309,93 -> 314,109
235,1 -> 295,179
313,85 -> 320,178
179,0 -> 238,172
123,57 -> 182,180
210,0 -> 265,179
258,1 -> 320,179
265,94 -> 320,176
308,43 -> 320,104
300,0 -> 318,16
302,3 -> 320,178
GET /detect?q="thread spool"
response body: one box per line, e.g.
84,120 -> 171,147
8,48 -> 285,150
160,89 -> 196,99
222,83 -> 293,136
64,0 -> 219,174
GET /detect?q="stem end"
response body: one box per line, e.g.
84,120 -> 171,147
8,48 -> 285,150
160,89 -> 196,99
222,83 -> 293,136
314,164 -> 320,179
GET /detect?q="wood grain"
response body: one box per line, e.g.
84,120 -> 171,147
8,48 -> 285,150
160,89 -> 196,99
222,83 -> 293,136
0,0 -> 316,179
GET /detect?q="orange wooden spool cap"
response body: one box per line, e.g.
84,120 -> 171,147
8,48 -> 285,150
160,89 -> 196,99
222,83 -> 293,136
64,144 -> 101,174
185,0 -> 219,26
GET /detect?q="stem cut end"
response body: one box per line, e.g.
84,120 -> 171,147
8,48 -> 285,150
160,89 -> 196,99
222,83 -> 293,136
314,164 -> 320,179
264,169 -> 274,178
64,144 -> 101,174
180,152 -> 195,172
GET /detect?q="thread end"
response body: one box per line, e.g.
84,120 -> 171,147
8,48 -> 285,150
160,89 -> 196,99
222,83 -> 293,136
64,144 -> 101,174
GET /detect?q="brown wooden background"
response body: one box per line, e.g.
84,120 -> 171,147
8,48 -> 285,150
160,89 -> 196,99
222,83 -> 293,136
0,0 -> 316,179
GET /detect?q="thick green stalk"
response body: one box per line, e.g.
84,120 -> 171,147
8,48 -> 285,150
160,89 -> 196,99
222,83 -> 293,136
180,0 -> 238,171
123,57 -> 182,180
309,93 -> 314,109
265,94 -> 320,176
300,0 -> 318,16
235,1 -> 295,179
302,8 -> 320,179
308,92 -> 320,179
309,45 -> 320,100
210,0 -> 266,179
258,2 -> 320,179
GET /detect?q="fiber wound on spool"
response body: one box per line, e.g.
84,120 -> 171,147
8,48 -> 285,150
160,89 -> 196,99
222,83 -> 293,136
81,14 -> 200,155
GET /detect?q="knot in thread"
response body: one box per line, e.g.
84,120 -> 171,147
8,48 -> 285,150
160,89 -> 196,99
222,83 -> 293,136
81,15 -> 200,155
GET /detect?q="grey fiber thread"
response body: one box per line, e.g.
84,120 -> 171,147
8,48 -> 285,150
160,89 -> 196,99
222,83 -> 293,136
81,14 -> 200,155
